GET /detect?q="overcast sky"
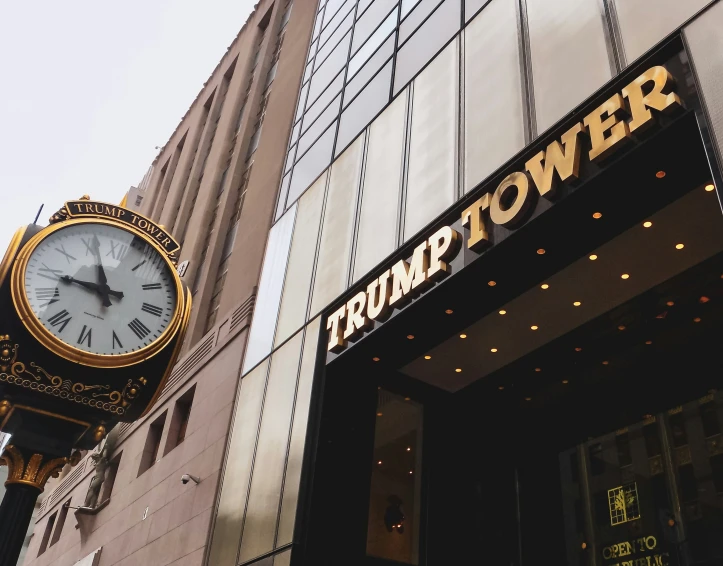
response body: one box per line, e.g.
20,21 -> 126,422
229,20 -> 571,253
0,0 -> 255,250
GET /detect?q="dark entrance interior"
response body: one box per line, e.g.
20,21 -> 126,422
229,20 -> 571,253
300,55 -> 723,566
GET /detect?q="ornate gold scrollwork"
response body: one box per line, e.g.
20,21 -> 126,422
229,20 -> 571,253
0,445 -> 81,491
0,335 -> 147,416
48,194 -> 90,224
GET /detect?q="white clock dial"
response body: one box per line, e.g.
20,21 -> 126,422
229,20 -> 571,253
22,223 -> 178,356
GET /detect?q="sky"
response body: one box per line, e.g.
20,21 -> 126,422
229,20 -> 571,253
0,0 -> 256,250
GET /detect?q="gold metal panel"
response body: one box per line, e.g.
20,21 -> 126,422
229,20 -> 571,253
207,360 -> 269,566
238,331 -> 304,563
464,0 -> 525,193
526,0 -> 612,133
608,483 -> 641,525
274,173 -> 327,348
277,316 -> 322,546
353,94 -> 407,282
404,39 -> 459,241
309,137 -> 364,317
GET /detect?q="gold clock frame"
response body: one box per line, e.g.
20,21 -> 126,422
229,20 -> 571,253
10,217 -> 185,368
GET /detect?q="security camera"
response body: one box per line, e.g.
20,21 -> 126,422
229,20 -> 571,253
181,474 -> 200,485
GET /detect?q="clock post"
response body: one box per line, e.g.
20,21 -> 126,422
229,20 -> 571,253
0,198 -> 191,566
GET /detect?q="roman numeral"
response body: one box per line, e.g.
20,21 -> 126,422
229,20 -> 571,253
141,303 -> 163,317
131,260 -> 147,271
128,318 -> 151,340
112,331 -> 123,349
81,237 -> 94,256
107,240 -> 129,261
77,325 -> 92,347
142,283 -> 162,290
55,244 -> 76,264
35,287 -> 60,307
47,309 -> 72,332
38,263 -> 63,281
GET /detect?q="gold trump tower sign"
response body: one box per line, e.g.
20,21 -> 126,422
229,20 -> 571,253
326,66 -> 682,352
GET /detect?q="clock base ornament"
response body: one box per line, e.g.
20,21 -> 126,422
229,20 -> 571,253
0,444 -> 82,566
0,198 -> 191,564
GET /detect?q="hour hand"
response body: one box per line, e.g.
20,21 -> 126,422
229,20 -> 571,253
60,275 -> 100,292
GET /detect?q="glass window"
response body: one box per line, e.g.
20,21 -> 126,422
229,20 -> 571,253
241,206 -> 297,374
337,61 -> 392,154
284,143 -> 297,173
393,0 -> 460,94
316,10 -> 354,67
303,70 -> 344,130
400,0 -> 421,18
302,60 -> 313,84
348,10 -> 396,77
308,31 -> 351,104
366,389 -> 423,564
275,173 -> 291,220
298,94 -> 342,156
290,120 -> 302,147
351,0 -> 398,54
320,0 -> 354,45
398,0 -> 443,45
322,0 -> 350,29
295,81 -> 310,122
357,0 -> 375,18
312,7 -> 325,40
345,33 -> 395,103
287,123 -> 335,205
464,0 -> 489,22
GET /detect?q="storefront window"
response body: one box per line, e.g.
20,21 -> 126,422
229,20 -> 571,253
366,389 -> 423,564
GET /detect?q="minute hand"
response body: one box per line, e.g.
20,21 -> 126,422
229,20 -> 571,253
60,276 -> 125,299
91,235 -> 112,306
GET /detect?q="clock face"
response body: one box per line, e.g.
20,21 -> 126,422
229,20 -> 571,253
21,222 -> 178,357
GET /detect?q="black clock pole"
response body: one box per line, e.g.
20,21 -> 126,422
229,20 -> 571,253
0,444 -> 74,566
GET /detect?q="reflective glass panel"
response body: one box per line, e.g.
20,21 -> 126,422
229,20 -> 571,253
366,389 -> 423,564
316,10 -> 354,67
287,123 -> 335,205
352,0 -> 398,54
308,31 -> 351,104
298,94 -> 342,156
399,0 -> 443,45
348,10 -> 397,77
336,61 -> 392,154
303,71 -> 345,132
345,34 -> 395,103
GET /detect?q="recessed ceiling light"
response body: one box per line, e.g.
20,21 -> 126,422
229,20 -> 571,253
618,325 -> 626,331
700,296 -> 710,303
535,368 -> 541,372
378,460 -> 383,464
525,397 -> 532,401
643,221 -> 653,228
455,368 -> 462,373
377,413 -> 383,417
406,447 -> 411,452
589,254 -> 598,261
498,386 -> 504,390
666,301 -> 675,307
488,280 -> 496,287
537,248 -> 546,255
490,348 -> 498,353
675,243 -> 684,250
562,379 -> 569,384
602,360 -> 609,365
445,309 -> 454,314
575,347 -> 582,352
592,212 -> 602,219
573,301 -> 581,307
541,283 -> 549,290
694,317 -> 701,323
621,273 -> 630,279
408,470 -> 413,475
373,357 -> 380,362
499,309 -> 507,315
424,355 -> 431,360
705,183 -> 715,192
645,340 -> 652,345
656,170 -> 666,178
459,334 -> 467,339
404,397 -> 410,401
407,334 -> 415,340
530,325 -> 538,330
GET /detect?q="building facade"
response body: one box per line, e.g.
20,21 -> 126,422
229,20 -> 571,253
20,1 -> 723,566
20,0 -> 316,564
